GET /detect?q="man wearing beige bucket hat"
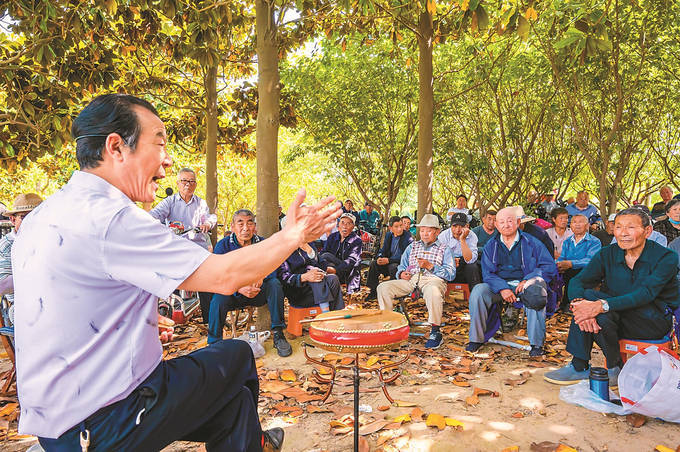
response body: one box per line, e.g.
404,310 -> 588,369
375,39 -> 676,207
0,193 -> 43,301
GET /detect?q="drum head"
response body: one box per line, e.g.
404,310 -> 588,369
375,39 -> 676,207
309,309 -> 409,353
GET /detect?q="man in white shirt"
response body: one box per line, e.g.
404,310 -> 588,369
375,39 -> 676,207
150,168 -> 217,323
446,194 -> 472,224
12,94 -> 340,451
437,212 -> 481,288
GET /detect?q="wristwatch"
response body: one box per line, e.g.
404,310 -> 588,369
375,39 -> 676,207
600,299 -> 609,312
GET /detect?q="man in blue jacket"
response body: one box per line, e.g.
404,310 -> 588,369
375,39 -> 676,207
208,209 -> 291,357
321,213 -> 363,293
467,207 -> 558,357
556,214 -> 601,310
366,216 -> 413,300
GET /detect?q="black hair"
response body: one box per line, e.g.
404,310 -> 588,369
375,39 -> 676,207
400,215 -> 411,221
665,198 -> 680,213
616,208 -> 651,228
457,194 -> 467,201
484,210 -> 497,217
388,215 -> 402,226
72,94 -> 159,169
550,207 -> 568,219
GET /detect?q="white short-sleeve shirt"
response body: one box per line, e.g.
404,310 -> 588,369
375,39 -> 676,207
11,171 -> 210,438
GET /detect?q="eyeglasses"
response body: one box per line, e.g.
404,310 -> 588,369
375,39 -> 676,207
13,213 -> 28,220
179,179 -> 196,185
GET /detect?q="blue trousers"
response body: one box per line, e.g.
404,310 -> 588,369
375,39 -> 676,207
468,282 -> 547,346
320,252 -> 361,294
208,277 -> 285,344
39,340 -> 263,451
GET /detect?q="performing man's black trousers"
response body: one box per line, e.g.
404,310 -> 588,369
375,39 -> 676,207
39,340 -> 263,452
566,289 -> 673,368
452,261 -> 482,288
366,260 -> 399,294
199,291 -> 213,324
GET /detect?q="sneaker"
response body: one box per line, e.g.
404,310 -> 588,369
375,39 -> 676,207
543,363 -> 590,385
262,427 -> 285,452
273,330 -> 292,357
425,331 -> 443,349
608,365 -> 621,389
465,342 -> 484,353
529,345 -> 544,357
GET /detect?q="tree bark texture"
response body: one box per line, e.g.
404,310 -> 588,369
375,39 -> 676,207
417,10 -> 434,222
204,64 -> 218,247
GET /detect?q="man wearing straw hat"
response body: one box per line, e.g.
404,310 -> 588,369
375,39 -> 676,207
0,193 -> 43,300
377,213 -> 455,349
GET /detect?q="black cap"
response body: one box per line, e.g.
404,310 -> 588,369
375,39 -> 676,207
450,212 -> 468,226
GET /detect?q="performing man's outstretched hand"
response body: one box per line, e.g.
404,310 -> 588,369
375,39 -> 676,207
282,189 -> 342,247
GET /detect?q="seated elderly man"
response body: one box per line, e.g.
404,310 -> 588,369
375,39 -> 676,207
321,213 -> 362,294
471,210 -> 497,250
150,167 -> 217,323
366,216 -> 413,300
612,205 -> 667,247
0,193 -> 43,300
208,209 -> 291,357
566,191 -> 600,232
593,213 -> 615,246
438,212 -> 481,288
556,214 -> 602,311
651,185 -> 673,219
544,208 -> 679,386
377,214 -> 455,349
467,207 -> 557,357
358,202 -> 380,234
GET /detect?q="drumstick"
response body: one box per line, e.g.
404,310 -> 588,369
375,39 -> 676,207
299,310 -> 381,324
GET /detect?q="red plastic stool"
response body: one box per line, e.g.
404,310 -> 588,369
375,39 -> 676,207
619,336 -> 672,363
287,305 -> 322,337
446,283 -> 470,301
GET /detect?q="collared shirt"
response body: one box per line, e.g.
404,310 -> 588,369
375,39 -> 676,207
358,210 -> 380,230
149,193 -> 216,250
546,227 -> 573,256
611,230 -> 667,248
12,171 -> 210,438
569,240 -> 680,311
471,225 -> 497,250
437,228 -> 478,264
558,233 -> 602,269
397,241 -> 455,281
0,231 -> 15,301
446,207 -> 472,223
566,203 -> 599,222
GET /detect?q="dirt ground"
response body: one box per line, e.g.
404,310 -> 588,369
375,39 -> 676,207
2,294 -> 679,452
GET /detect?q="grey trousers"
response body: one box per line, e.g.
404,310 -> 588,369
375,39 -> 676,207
468,281 -> 547,346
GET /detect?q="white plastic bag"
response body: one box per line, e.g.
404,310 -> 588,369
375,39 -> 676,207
619,345 -> 680,423
234,330 -> 271,359
559,380 -> 631,415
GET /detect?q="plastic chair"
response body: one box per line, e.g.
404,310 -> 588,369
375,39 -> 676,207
619,336 -> 672,363
287,305 -> 322,337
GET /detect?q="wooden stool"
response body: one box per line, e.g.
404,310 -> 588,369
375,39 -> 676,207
446,283 -> 470,301
287,305 -> 322,337
619,336 -> 672,363
228,307 -> 253,338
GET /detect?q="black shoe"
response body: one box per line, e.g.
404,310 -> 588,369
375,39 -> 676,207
465,342 -> 483,352
262,427 -> 285,452
529,345 -> 544,357
273,330 -> 292,357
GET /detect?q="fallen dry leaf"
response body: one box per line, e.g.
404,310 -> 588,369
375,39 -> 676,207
359,419 -> 391,436
330,420 -> 350,428
453,380 -> 471,387
377,405 -> 390,411
393,400 -> 417,407
425,413 -> 446,430
307,405 -> 332,414
410,407 -> 424,421
393,414 -> 411,424
501,447 -> 519,452
626,413 -> 647,428
366,356 -> 380,367
465,394 -> 479,406
0,403 -> 18,418
473,387 -> 499,397
272,402 -> 299,413
260,380 -> 291,394
358,437 -> 369,452
279,369 -> 297,382
654,446 -> 675,452
530,442 -> 561,452
444,417 -> 464,429
278,387 -> 324,403
555,446 -> 577,452
511,411 -> 524,418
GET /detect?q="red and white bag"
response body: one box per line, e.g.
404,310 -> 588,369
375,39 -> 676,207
618,345 -> 680,423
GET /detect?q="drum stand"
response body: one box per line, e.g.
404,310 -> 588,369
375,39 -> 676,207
303,343 -> 409,452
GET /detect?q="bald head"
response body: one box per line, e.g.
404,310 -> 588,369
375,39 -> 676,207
496,207 -> 520,238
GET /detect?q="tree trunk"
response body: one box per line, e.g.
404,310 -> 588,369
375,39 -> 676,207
416,11 -> 434,222
205,65 -> 219,247
255,0 -> 279,330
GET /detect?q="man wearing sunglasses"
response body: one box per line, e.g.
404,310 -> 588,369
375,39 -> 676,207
150,167 -> 217,322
